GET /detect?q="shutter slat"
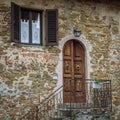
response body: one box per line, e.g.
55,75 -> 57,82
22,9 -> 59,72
11,2 -> 20,43
46,9 -> 58,46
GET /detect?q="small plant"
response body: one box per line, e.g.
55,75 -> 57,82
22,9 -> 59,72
91,116 -> 95,120
4,114 -> 11,120
91,115 -> 100,120
105,114 -> 111,119
72,111 -> 77,120
91,114 -> 111,120
94,79 -> 100,84
92,79 -> 102,89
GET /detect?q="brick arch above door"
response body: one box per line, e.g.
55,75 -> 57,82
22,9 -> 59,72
56,35 -> 92,88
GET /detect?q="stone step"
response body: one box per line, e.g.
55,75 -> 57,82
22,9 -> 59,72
49,104 -> 110,120
49,117 -> 63,120
60,115 -> 109,120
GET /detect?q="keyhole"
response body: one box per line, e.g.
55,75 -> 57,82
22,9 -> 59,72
66,64 -> 69,71
76,65 -> 80,71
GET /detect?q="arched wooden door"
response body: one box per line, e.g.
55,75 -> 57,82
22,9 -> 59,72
63,40 -> 86,103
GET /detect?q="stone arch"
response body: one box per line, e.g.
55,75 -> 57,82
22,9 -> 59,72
56,35 -> 92,88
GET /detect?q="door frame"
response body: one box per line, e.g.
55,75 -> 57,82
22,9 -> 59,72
62,39 -> 86,103
56,35 -> 92,89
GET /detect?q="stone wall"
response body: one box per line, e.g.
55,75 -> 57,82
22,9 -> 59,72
0,0 -> 120,119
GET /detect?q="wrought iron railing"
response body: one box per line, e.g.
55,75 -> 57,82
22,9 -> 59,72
19,79 -> 112,120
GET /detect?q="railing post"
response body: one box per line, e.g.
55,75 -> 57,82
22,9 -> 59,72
36,106 -> 38,120
110,80 -> 112,112
70,78 -> 72,120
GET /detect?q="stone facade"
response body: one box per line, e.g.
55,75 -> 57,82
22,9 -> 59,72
0,0 -> 120,119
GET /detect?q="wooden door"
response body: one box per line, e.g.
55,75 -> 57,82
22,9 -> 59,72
63,40 -> 86,103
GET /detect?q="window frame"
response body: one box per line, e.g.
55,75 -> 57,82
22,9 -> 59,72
20,8 -> 43,45
11,2 -> 58,46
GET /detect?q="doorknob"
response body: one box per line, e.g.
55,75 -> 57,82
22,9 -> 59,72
65,63 -> 70,71
76,64 -> 80,71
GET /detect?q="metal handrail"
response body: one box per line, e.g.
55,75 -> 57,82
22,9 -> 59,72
19,85 -> 63,119
19,79 -> 112,120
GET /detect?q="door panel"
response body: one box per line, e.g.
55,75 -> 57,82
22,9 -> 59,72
63,40 -> 85,103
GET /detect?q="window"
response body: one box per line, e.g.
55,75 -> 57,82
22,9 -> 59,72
11,2 -> 58,45
20,9 -> 41,44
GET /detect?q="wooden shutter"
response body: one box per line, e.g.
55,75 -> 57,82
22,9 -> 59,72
11,2 -> 20,43
46,9 -> 58,46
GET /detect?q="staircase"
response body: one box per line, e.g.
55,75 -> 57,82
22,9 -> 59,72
19,79 -> 112,120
